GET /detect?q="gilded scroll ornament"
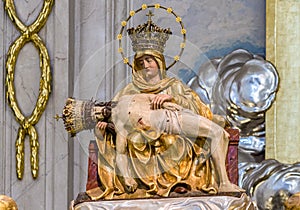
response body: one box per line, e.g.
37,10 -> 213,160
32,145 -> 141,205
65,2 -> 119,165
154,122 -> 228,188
4,0 -> 54,179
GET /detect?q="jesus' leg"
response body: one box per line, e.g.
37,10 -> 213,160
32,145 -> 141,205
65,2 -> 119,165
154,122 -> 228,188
179,110 -> 244,192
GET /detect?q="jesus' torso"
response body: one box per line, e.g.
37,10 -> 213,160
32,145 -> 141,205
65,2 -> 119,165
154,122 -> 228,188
111,93 -> 186,138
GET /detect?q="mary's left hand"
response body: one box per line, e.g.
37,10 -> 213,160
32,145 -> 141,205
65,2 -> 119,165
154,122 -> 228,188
150,94 -> 173,109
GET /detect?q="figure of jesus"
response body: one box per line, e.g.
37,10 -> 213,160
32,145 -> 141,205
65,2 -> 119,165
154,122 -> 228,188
107,93 -> 244,193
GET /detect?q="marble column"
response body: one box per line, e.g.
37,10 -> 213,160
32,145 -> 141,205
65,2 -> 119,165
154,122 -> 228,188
266,0 -> 300,163
0,0 -> 71,209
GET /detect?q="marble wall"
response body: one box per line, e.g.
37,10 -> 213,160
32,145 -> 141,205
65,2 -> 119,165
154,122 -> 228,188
0,0 -> 265,209
1,1 -> 71,209
266,0 -> 300,163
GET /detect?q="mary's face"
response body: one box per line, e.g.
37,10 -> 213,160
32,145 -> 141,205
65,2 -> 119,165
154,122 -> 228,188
137,55 -> 160,81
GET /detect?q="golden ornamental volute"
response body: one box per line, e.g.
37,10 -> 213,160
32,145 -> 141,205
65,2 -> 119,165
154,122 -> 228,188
4,0 -> 54,180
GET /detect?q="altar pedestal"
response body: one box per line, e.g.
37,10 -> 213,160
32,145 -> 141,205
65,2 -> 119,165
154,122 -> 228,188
70,193 -> 256,210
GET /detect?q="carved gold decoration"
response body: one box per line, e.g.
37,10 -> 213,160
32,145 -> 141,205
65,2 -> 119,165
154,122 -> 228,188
0,195 -> 18,210
4,0 -> 54,179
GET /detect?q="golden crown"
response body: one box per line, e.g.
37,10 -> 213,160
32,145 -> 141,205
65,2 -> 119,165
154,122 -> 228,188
62,98 -> 97,137
127,11 -> 172,53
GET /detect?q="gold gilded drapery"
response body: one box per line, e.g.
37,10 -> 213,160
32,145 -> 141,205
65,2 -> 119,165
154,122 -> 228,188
4,0 -> 54,179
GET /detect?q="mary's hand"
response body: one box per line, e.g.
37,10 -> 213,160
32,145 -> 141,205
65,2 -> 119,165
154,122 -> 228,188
150,94 -> 173,109
97,121 -> 108,131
